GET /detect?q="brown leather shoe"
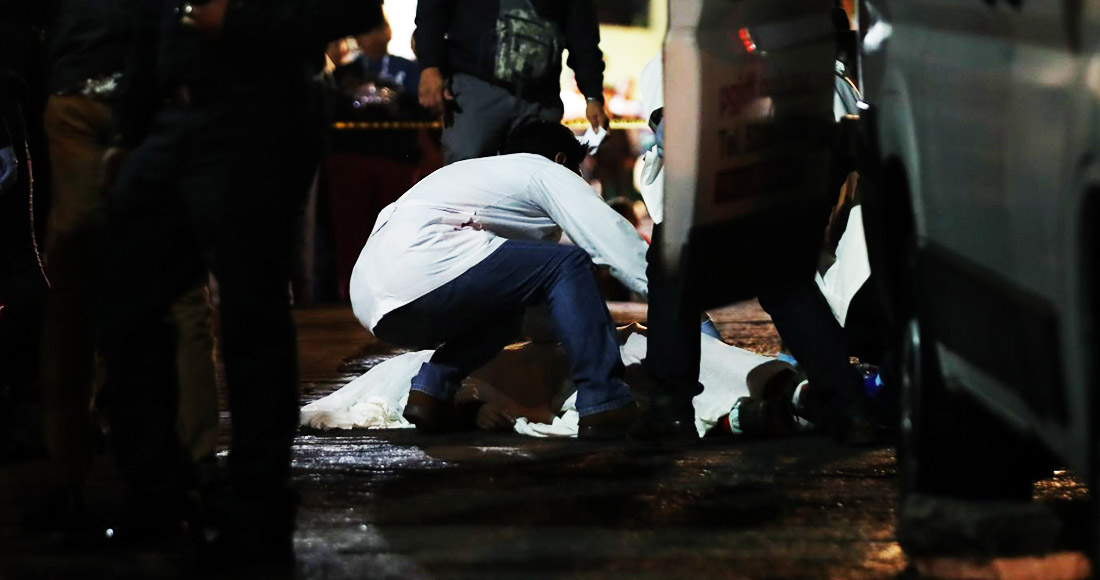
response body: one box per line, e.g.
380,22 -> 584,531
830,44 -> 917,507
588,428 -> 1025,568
403,390 -> 456,434
578,402 -> 639,440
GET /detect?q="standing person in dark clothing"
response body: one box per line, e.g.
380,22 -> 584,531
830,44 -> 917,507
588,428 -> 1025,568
99,0 -> 383,566
415,0 -> 610,163
635,50 -> 877,445
0,0 -> 48,461
34,0 -> 220,526
643,226 -> 878,444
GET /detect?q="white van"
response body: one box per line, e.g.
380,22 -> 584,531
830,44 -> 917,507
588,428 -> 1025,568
861,0 -> 1098,560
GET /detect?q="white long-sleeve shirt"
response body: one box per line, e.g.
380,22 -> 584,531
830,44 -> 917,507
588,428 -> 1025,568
350,153 -> 650,332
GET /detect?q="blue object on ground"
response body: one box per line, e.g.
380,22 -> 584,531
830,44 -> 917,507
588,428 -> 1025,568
700,318 -> 721,339
860,366 -> 884,399
776,352 -> 799,368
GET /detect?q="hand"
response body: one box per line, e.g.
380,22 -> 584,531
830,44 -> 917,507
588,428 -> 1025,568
181,0 -> 230,37
418,67 -> 452,115
0,146 -> 18,197
586,100 -> 610,132
475,402 -> 517,432
101,147 -> 131,192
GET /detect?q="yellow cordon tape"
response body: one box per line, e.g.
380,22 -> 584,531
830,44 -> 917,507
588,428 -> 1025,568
564,118 -> 649,130
331,121 -> 441,130
330,118 -> 650,131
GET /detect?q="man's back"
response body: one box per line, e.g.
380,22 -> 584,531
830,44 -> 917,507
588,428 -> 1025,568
352,151 -> 648,332
353,153 -> 570,328
376,154 -> 569,238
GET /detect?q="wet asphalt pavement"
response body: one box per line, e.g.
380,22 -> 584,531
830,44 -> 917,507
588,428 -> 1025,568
0,303 -> 946,579
291,431 -> 901,580
290,304 -> 904,580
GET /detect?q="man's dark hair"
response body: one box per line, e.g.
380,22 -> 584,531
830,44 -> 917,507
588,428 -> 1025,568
501,120 -> 587,171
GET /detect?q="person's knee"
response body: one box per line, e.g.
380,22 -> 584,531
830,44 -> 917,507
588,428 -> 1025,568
373,309 -> 435,349
558,244 -> 594,270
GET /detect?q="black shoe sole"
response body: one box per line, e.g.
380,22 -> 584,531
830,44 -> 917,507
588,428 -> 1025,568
578,426 -> 630,441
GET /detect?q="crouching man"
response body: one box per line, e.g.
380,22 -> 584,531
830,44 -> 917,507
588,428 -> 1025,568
350,121 -> 648,439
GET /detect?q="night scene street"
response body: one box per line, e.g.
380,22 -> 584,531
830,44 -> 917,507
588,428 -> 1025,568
2,0 -> 1098,578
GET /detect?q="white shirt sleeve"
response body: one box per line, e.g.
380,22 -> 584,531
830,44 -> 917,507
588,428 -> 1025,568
528,164 -> 650,298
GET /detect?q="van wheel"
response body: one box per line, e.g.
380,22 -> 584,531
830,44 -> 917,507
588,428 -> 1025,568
898,317 -> 966,497
898,318 -> 1035,499
897,319 -> 1074,560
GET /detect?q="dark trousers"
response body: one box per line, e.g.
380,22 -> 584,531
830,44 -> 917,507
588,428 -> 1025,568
374,240 -> 634,417
643,224 -> 861,417
100,100 -> 317,531
442,73 -> 563,164
40,95 -> 219,491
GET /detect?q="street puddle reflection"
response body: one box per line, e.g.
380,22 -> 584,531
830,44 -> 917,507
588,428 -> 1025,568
293,435 -> 449,472
471,446 -> 535,459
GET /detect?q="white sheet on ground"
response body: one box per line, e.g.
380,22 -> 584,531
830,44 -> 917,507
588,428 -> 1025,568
300,332 -> 769,438
513,394 -> 579,437
690,333 -> 771,435
299,350 -> 432,430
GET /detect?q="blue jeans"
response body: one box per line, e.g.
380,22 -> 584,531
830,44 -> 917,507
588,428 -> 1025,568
373,240 -> 634,417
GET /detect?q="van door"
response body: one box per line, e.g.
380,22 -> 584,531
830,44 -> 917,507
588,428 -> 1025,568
1006,0 -> 1078,316
905,0 -> 1037,437
1002,0 -> 1091,469
909,0 -> 1015,265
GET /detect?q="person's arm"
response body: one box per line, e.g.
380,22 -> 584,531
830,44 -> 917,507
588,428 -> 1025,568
531,165 -> 649,298
0,136 -> 17,197
413,0 -> 453,73
413,0 -> 455,114
0,81 -> 18,197
189,0 -> 383,49
563,0 -> 609,130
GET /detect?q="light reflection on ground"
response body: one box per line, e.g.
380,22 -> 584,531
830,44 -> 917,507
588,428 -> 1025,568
292,436 -> 449,472
1033,470 -> 1090,503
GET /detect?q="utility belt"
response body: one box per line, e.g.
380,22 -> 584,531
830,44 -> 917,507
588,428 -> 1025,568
450,69 -> 555,104
483,74 -> 556,103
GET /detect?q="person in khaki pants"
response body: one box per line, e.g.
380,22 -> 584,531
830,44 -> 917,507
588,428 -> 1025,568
34,0 -> 219,525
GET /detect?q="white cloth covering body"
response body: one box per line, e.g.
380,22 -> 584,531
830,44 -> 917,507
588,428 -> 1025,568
301,332 -> 770,437
350,153 -> 650,331
306,205 -> 871,437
